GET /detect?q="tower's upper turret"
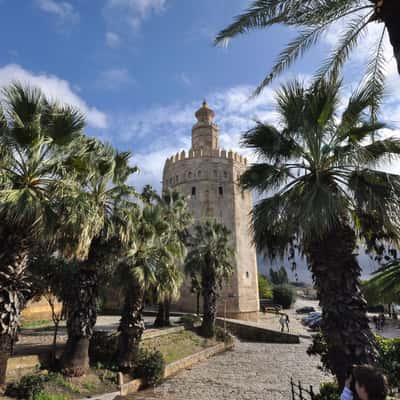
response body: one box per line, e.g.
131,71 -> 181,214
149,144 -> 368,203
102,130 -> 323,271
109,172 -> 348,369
192,101 -> 219,150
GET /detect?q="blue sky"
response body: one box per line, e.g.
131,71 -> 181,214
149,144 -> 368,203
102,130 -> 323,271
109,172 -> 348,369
1,0 -> 400,280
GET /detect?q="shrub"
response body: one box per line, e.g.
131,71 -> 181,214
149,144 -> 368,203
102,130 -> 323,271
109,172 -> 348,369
270,266 -> 289,285
258,274 -> 273,299
134,349 -> 165,387
89,331 -> 118,367
375,335 -> 400,389
314,382 -> 340,400
272,284 -> 295,309
5,374 -> 47,400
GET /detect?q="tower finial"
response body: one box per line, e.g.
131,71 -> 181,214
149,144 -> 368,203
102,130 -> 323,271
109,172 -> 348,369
195,100 -> 214,123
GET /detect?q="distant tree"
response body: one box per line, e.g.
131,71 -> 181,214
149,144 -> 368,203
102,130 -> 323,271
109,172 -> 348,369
153,189 -> 192,327
272,284 -> 295,309
59,141 -> 138,377
116,203 -> 170,372
185,219 -> 234,338
258,274 -> 273,299
269,266 -> 289,285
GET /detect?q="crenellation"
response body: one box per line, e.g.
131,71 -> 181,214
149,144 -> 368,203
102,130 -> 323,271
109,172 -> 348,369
163,148 -> 249,167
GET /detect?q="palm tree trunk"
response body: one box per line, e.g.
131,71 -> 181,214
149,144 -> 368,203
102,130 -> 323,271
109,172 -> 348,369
201,280 -> 217,338
117,280 -> 145,372
305,225 -> 377,388
196,292 -> 200,316
61,267 -> 98,377
379,0 -> 400,73
154,300 -> 171,327
0,229 -> 30,387
154,302 -> 165,327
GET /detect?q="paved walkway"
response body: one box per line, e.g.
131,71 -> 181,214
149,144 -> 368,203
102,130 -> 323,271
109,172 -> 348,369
128,338 -> 329,400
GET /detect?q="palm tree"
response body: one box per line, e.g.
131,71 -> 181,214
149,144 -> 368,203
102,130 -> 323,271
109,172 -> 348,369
215,0 -> 400,98
185,219 -> 234,338
0,84 -> 84,387
116,203 -> 168,371
364,261 -> 400,305
239,77 -> 400,387
59,141 -> 138,376
154,189 -> 192,328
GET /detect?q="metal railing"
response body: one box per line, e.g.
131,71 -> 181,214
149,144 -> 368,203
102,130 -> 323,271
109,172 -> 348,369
290,378 -> 316,400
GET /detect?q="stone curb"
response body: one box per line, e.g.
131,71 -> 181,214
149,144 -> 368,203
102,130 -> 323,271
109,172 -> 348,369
216,317 -> 300,344
119,341 -> 234,397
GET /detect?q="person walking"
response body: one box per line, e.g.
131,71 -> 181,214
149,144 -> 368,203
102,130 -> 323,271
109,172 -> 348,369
279,314 -> 290,332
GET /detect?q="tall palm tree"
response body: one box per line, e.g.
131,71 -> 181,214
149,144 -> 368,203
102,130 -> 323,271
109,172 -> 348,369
239,77 -> 400,387
154,189 -> 192,328
185,219 -> 234,338
215,0 -> 400,99
0,84 -> 84,387
116,203 -> 168,371
59,141 -> 138,376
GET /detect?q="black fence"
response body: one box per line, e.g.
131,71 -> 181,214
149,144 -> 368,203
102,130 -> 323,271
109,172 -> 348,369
290,378 -> 316,400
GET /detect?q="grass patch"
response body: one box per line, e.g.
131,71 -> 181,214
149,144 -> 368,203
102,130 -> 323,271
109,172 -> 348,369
37,370 -> 118,400
21,320 -> 53,329
141,330 -> 217,364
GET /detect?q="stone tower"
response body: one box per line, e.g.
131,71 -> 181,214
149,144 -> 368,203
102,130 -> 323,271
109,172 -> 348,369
163,101 -> 259,321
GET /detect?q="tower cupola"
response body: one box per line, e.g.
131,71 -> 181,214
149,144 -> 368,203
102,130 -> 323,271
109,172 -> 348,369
192,100 -> 219,150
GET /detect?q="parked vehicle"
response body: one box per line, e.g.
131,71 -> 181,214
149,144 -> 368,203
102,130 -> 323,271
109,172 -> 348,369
260,299 -> 282,313
309,315 -> 322,330
301,312 -> 321,325
296,306 -> 316,314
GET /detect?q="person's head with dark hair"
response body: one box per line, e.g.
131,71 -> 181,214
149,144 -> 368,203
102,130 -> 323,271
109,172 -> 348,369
352,365 -> 388,400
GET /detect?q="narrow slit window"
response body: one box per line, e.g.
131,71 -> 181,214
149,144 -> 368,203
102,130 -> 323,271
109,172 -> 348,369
219,186 -> 223,196
192,187 -> 196,196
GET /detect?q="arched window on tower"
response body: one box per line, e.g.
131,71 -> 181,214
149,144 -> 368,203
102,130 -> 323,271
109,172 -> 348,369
198,170 -> 202,177
191,187 -> 196,196
219,186 -> 224,196
224,171 -> 228,179
188,171 -> 192,179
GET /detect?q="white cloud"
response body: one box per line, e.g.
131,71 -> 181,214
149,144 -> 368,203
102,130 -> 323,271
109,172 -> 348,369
119,80 -> 400,193
104,0 -> 167,39
179,72 -> 192,87
97,68 -> 135,91
35,0 -> 79,24
118,84 -> 278,191
105,32 -> 121,48
0,64 -> 107,129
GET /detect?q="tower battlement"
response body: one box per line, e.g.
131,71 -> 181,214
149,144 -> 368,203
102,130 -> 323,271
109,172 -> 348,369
165,148 -> 248,166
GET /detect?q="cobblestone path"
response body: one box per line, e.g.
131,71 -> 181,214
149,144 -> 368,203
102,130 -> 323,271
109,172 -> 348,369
129,339 -> 330,400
